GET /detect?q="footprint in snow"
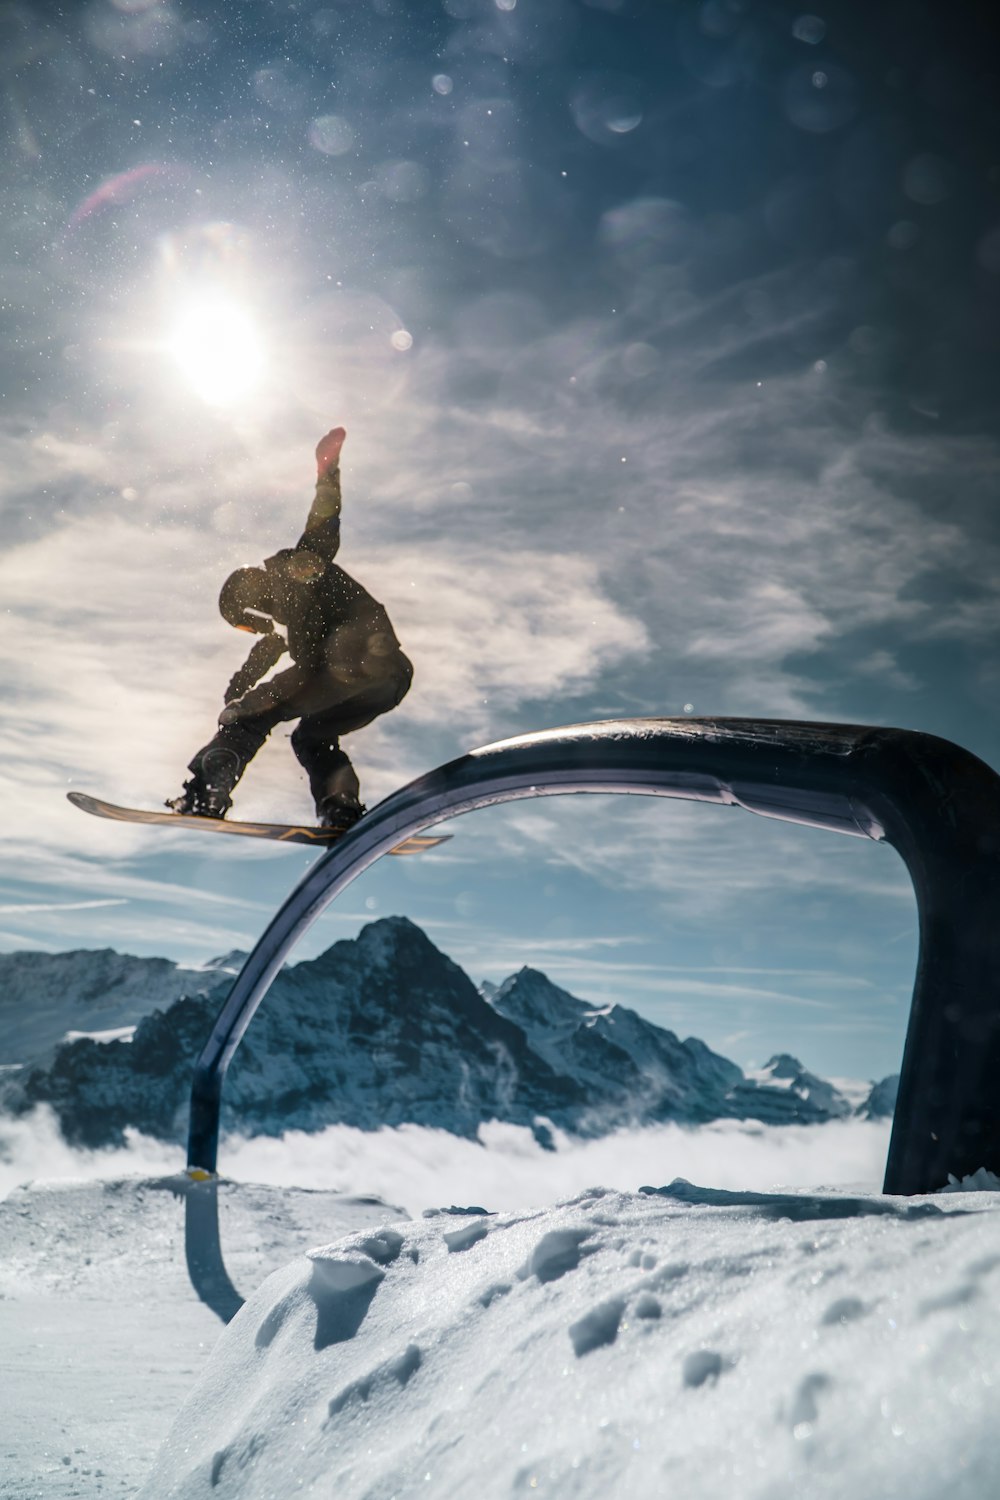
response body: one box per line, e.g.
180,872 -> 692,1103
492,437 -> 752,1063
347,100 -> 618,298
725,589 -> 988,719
820,1296 -> 867,1326
210,1431 -> 265,1489
306,1251 -> 387,1351
919,1281 -> 978,1315
967,1253 -> 1000,1276
255,1291 -> 297,1350
786,1372 -> 832,1432
569,1298 -> 625,1357
634,1292 -> 662,1320
478,1282 -> 511,1308
443,1220 -> 489,1253
326,1344 -> 422,1420
355,1228 -> 406,1265
682,1350 -> 726,1389
520,1228 -> 595,1284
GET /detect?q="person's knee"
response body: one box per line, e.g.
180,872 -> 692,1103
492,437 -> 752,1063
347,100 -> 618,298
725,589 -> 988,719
291,722 -> 344,762
290,721 -> 315,755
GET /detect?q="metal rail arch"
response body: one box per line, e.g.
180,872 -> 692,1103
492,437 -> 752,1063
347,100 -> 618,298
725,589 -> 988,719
186,717 -> 1000,1200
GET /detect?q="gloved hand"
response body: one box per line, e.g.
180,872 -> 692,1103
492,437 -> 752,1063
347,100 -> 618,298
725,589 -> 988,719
224,632 -> 288,704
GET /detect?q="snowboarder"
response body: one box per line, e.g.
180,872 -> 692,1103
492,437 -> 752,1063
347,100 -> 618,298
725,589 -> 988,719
169,427 -> 412,832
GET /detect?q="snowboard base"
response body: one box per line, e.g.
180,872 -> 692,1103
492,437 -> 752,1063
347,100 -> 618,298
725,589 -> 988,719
67,791 -> 451,854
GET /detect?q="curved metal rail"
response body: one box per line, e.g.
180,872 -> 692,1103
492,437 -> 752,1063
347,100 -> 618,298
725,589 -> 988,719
187,717 -> 1000,1201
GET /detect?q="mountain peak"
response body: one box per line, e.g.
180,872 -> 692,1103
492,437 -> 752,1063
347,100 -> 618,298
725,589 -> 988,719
762,1054 -> 805,1079
183,950 -> 247,975
492,968 -> 593,1039
353,915 -> 433,965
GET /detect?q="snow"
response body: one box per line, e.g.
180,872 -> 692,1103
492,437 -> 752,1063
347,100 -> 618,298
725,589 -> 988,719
4,1148 -> 1000,1498
0,1175 -> 401,1498
138,1180 -> 1000,1500
0,950 -> 984,1500
62,1025 -> 137,1045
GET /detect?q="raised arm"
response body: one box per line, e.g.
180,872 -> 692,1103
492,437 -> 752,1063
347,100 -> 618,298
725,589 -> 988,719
296,426 -> 346,562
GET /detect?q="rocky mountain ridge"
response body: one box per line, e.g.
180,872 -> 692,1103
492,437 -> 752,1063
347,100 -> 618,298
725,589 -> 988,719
0,947 -> 246,1065
0,919 -> 898,1146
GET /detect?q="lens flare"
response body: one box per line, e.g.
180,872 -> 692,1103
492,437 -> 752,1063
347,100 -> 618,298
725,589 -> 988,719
166,297 -> 265,405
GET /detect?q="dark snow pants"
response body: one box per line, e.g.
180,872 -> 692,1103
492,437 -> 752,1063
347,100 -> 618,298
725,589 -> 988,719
188,653 -> 413,812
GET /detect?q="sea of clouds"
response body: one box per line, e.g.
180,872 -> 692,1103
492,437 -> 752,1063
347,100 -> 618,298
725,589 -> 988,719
0,1106 -> 893,1215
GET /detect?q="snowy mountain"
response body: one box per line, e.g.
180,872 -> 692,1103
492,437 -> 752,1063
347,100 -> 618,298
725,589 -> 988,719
0,946 -> 244,1065
6,920 -> 583,1147
728,1053 -> 854,1124
1,918 -> 896,1148
488,966 -> 744,1123
856,1072 -> 900,1120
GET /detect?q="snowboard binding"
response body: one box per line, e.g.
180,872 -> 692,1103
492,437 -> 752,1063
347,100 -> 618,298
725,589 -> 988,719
317,791 -> 366,833
166,778 -> 233,820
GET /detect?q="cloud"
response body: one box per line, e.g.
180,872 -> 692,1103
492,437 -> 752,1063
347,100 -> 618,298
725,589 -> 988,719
379,543 -> 650,735
0,898 -> 127,915
0,1105 -> 893,1214
853,650 -> 918,693
2,93 -> 998,979
480,795 -> 914,916
0,412 -> 651,888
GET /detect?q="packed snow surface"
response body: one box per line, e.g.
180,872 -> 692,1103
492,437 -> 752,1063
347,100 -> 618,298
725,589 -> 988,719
132,1179 -> 1000,1500
4,1160 -> 1000,1499
0,1176 -> 400,1498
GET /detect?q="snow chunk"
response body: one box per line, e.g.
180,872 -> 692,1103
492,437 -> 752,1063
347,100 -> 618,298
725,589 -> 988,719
940,1167 -> 1000,1193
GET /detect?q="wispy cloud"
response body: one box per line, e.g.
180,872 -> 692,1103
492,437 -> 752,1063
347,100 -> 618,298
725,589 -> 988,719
0,898 -> 127,915
484,796 -> 914,915
1,99 -> 997,993
3,237 -> 995,852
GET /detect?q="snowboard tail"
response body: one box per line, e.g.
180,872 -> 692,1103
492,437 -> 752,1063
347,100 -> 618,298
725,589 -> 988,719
67,791 -> 450,854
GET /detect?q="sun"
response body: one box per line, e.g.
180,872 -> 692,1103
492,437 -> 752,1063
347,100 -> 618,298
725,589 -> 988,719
166,295 -> 265,406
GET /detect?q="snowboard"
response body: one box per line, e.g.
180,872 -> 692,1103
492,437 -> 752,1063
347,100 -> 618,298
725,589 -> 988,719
67,791 -> 451,854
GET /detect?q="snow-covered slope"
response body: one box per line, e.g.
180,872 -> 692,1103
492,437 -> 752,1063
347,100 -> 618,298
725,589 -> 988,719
0,947 -> 242,1065
4,920 -> 895,1148
138,1179 -> 1000,1500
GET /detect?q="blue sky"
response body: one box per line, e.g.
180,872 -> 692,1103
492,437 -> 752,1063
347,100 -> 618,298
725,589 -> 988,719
1,0 -> 998,1081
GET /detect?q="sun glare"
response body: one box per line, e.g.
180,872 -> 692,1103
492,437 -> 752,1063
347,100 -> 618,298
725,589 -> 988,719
166,296 -> 265,406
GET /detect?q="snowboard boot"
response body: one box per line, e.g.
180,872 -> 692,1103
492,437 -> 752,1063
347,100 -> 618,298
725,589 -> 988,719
167,746 -> 242,819
317,791 -> 366,833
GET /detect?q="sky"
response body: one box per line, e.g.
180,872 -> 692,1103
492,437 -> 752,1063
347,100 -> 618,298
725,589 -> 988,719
1,0 -> 999,1083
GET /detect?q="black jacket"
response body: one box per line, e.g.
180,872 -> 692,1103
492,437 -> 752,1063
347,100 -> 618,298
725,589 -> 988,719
261,467 -> 403,677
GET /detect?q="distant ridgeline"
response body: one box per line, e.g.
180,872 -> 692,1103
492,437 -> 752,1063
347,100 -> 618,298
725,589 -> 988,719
0,918 -> 898,1149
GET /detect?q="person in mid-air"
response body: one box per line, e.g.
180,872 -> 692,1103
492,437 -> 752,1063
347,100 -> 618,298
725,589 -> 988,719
169,427 -> 412,832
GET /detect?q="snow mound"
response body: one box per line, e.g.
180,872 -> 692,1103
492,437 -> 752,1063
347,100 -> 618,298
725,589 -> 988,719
141,1182 -> 1000,1500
